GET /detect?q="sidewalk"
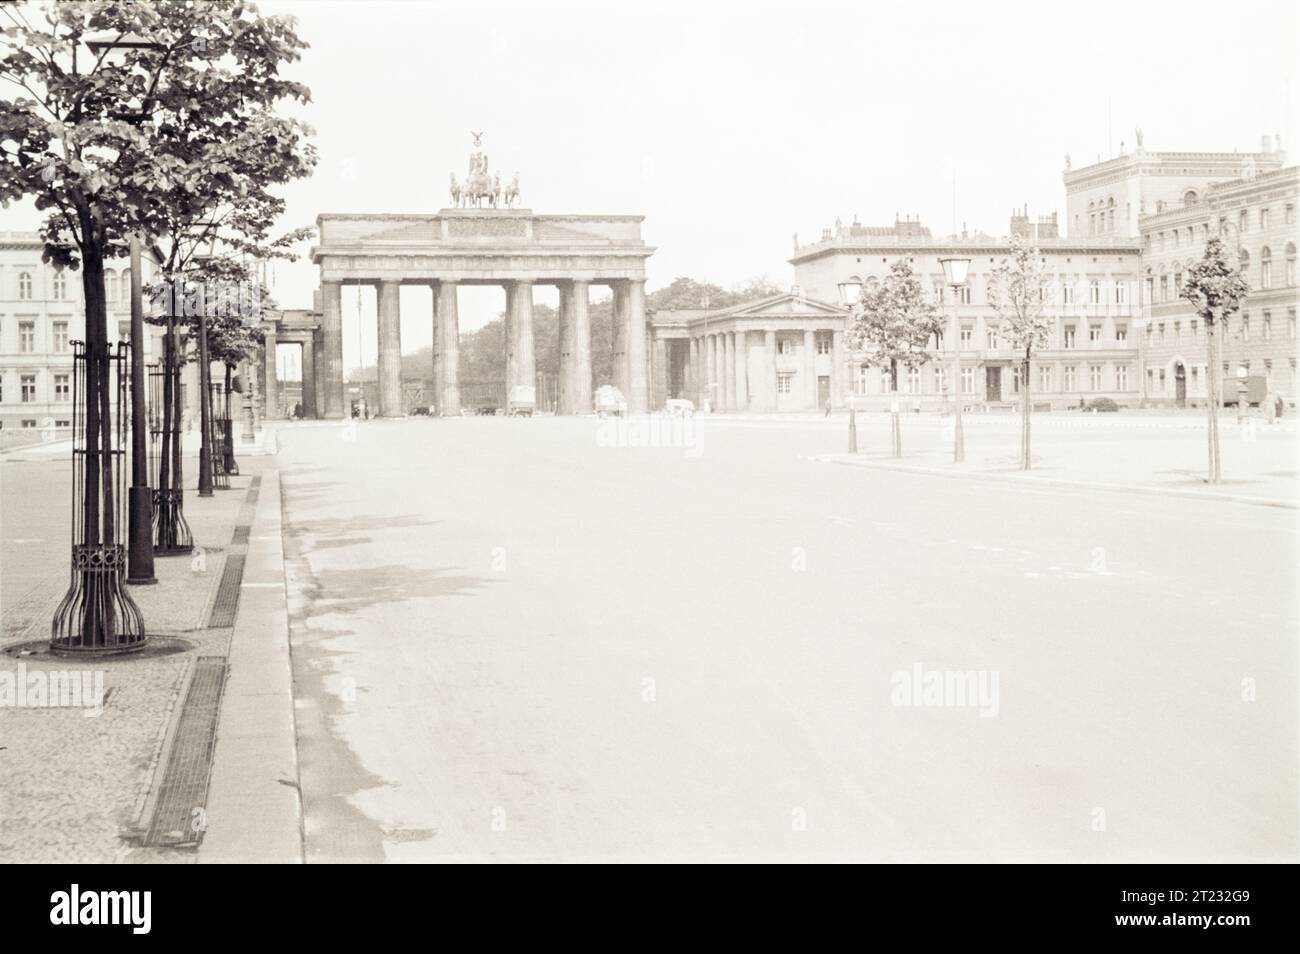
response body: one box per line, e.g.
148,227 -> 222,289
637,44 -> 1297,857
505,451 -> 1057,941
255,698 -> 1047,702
811,413 -> 1298,507
0,424 -> 292,863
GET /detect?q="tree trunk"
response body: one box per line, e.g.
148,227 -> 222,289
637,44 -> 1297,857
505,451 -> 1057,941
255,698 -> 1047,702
1021,350 -> 1032,470
1206,320 -> 1221,483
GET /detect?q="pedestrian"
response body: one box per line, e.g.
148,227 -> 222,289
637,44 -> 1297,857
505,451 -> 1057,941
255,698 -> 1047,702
824,398 -> 831,418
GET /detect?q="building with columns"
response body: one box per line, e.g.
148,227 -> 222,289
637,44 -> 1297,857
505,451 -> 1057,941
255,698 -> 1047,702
299,138 -> 654,418
649,296 -> 852,412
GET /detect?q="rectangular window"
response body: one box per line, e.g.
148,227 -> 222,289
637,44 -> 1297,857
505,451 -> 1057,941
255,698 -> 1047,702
1064,365 -> 1077,390
956,285 -> 971,305
1063,326 -> 1076,348
1116,365 -> 1129,390
54,373 -> 70,402
1160,275 -> 1169,301
815,335 -> 832,355
854,366 -> 869,395
778,339 -> 793,356
987,326 -> 999,350
934,365 -> 947,393
1158,323 -> 1165,344
1145,277 -> 1154,304
1190,319 -> 1198,341
1039,365 -> 1052,392
1089,280 -> 1101,305
1115,325 -> 1128,343
1263,312 -> 1272,341
1089,324 -> 1101,343
1089,365 -> 1103,391
1173,321 -> 1181,342
1011,363 -> 1021,394
1260,208 -> 1269,229
907,366 -> 921,394
960,326 -> 972,348
1115,282 -> 1128,305
1062,280 -> 1075,306
1261,261 -> 1272,289
53,321 -> 69,353
1242,315 -> 1250,341
880,368 -> 893,393
21,374 -> 36,402
19,321 -> 35,353
1239,209 -> 1248,233
776,372 -> 792,395
961,367 -> 974,395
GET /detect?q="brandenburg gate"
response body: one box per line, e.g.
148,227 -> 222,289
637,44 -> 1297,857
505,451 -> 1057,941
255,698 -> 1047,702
310,135 -> 655,417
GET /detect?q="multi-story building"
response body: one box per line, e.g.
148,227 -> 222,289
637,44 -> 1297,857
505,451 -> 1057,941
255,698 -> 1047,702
787,215 -> 1143,411
1136,165 -> 1299,406
1062,133 -> 1285,238
0,231 -> 166,430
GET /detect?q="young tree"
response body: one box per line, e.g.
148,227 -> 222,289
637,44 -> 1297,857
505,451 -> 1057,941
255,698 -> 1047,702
845,259 -> 943,456
987,234 -> 1053,470
1,0 -> 315,650
1181,236 -> 1249,483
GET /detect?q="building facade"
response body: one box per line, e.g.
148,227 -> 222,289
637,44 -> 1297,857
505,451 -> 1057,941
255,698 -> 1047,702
787,215 -> 1143,411
1136,165 -> 1299,406
1062,134 -> 1285,238
0,232 -> 168,431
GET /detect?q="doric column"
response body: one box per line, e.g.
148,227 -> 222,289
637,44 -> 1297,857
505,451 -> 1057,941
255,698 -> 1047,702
430,284 -> 441,413
262,326 -> 279,420
504,282 -> 517,390
723,331 -> 736,412
735,331 -> 749,410
572,280 -> 592,413
764,329 -> 777,411
301,338 -> 318,418
703,334 -> 716,410
626,279 -> 648,413
320,280 -> 345,418
714,334 -> 726,408
438,281 -> 460,415
377,280 -> 403,416
511,280 -> 535,396
804,328 -> 817,410
557,281 -> 573,414
611,284 -> 628,395
652,337 -> 670,407
685,336 -> 698,405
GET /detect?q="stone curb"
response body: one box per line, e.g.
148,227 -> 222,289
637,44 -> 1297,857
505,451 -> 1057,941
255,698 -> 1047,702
199,467 -> 303,863
814,454 -> 1298,510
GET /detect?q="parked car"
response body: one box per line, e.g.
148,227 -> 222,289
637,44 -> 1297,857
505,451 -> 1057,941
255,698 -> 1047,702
665,398 -> 695,418
594,385 -> 628,417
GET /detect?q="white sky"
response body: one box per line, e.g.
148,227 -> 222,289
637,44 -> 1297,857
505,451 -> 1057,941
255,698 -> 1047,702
6,0 -> 1298,371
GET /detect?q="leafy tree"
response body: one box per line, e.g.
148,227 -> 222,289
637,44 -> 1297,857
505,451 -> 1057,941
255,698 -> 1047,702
1,0 -> 314,645
987,234 -> 1053,470
845,259 -> 942,455
1181,236 -> 1249,483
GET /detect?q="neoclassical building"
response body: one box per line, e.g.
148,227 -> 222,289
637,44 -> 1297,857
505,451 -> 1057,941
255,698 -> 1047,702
786,214 -> 1143,410
300,137 -> 654,418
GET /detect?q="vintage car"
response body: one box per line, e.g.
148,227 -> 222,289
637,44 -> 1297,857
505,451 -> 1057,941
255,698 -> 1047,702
665,398 -> 695,418
508,385 -> 537,416
593,385 -> 628,418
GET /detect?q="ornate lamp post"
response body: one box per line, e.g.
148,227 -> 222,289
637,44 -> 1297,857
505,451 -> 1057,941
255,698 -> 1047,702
939,256 -> 972,462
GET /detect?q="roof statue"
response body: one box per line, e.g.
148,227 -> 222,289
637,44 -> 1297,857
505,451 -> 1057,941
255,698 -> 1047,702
449,132 -> 521,209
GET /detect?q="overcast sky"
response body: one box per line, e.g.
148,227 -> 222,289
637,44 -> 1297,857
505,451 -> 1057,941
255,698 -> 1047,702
6,0 -> 1298,370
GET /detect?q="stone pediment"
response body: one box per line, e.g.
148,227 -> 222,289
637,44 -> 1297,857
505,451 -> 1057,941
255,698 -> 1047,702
717,293 -> 848,319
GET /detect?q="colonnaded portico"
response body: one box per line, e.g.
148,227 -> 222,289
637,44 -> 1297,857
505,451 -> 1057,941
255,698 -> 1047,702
310,207 -> 654,417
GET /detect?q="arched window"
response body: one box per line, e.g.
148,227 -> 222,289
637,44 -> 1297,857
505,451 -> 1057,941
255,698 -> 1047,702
106,271 -> 118,303
1183,189 -> 1199,206
1260,247 -> 1272,289
18,271 -> 32,299
1238,249 -> 1250,290
1286,242 -> 1296,287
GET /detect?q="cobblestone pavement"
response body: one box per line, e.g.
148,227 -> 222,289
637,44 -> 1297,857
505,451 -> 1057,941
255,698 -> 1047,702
1,442 -> 266,864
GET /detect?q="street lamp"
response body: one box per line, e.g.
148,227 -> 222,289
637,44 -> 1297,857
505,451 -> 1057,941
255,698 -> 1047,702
85,32 -> 167,587
837,280 -> 862,306
938,256 -> 971,462
839,280 -> 862,450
